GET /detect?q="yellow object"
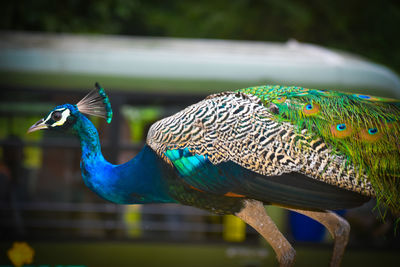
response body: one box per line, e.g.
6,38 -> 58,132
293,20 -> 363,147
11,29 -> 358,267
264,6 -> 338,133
223,215 -> 246,242
7,242 -> 34,267
124,205 -> 142,237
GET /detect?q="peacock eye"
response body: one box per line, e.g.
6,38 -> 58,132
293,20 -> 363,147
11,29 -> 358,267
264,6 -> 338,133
368,128 -> 378,135
336,123 -> 346,131
52,111 -> 62,121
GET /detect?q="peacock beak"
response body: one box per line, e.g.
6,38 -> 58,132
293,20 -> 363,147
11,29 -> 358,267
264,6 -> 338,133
27,118 -> 48,133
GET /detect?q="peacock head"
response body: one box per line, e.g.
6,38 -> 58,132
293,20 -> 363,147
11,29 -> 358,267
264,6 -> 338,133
28,83 -> 113,133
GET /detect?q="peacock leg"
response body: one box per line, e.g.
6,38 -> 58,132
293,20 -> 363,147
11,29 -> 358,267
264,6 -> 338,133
288,208 -> 350,267
236,200 -> 296,267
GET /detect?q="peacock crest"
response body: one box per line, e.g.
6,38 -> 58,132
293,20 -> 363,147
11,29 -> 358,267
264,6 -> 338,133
76,83 -> 113,123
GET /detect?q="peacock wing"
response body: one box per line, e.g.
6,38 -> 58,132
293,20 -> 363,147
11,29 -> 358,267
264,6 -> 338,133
147,88 -> 376,210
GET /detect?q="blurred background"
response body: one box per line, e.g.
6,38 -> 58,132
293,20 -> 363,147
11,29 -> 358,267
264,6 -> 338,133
0,1 -> 399,266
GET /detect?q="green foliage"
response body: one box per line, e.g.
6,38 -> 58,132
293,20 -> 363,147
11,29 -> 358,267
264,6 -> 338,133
1,0 -> 399,74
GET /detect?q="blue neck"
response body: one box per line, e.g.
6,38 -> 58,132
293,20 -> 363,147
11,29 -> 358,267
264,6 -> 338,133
74,114 -> 176,204
75,114 -> 103,161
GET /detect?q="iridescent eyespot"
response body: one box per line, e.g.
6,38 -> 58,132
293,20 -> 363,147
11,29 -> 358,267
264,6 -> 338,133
359,127 -> 382,142
353,94 -> 381,101
331,123 -> 352,138
336,124 -> 346,131
272,96 -> 287,104
302,102 -> 320,116
355,94 -> 371,99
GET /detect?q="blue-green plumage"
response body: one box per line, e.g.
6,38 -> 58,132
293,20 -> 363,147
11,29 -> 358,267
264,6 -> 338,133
81,144 -> 177,205
74,109 -> 175,204
28,83 -> 400,266
42,101 -> 368,213
165,148 -> 369,211
28,85 -> 375,213
74,111 -> 245,213
165,148 -> 208,176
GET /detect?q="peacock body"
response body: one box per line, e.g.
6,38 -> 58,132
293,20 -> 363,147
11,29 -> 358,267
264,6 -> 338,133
149,85 -> 399,213
28,84 -> 400,267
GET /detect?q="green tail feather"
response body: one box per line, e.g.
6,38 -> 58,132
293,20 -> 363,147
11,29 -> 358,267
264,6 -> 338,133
237,85 -> 400,214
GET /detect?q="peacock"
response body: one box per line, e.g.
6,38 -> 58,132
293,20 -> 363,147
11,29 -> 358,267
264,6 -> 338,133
28,83 -> 400,267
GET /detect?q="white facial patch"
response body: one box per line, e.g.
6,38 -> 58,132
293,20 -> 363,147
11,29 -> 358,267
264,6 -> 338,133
44,108 -> 71,127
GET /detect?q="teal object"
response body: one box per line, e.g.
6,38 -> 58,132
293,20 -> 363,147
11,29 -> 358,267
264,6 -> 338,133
165,148 -> 207,176
76,113 -> 175,204
95,82 -> 113,123
26,83 -> 388,212
27,83 -> 400,266
26,84 -> 371,212
41,103 -> 176,204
